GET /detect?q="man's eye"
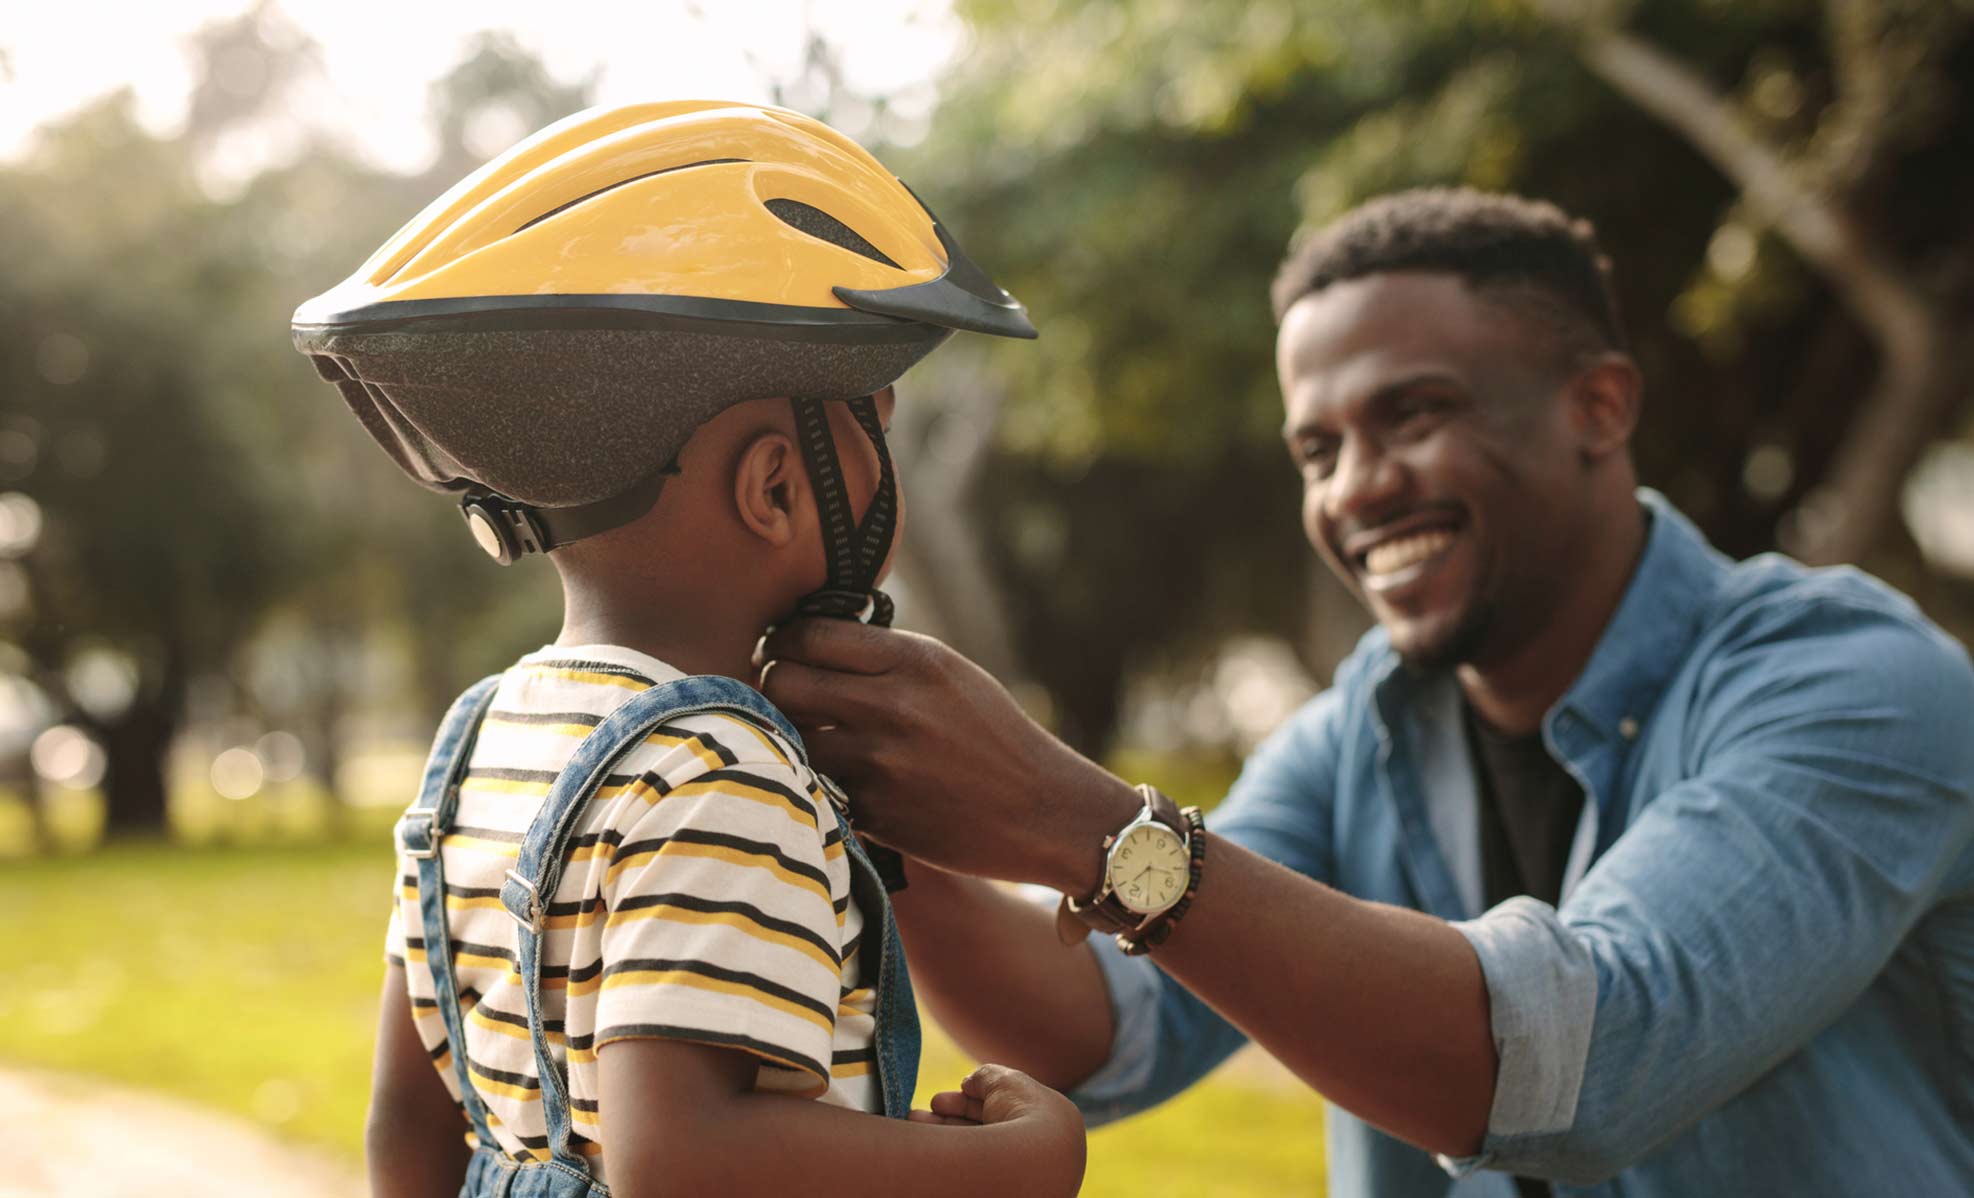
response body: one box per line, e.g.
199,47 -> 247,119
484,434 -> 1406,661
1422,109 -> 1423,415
1293,441 -> 1337,476
1393,398 -> 1455,438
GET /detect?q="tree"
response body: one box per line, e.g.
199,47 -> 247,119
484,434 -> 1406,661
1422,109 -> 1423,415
895,0 -> 1974,754
0,94 -> 290,834
1530,0 -> 1974,569
0,15 -> 593,837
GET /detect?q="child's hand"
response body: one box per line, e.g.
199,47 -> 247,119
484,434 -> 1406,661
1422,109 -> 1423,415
909,1063 -> 1068,1127
910,1064 -> 1087,1192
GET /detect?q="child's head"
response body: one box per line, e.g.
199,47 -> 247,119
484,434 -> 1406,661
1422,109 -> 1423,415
548,387 -> 901,637
293,101 -> 1029,632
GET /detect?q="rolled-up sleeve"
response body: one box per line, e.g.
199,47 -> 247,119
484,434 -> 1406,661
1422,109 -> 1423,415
1064,938 -> 1172,1122
1450,898 -> 1597,1143
1446,609 -> 1974,1184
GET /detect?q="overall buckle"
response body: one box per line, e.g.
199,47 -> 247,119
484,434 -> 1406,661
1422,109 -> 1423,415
502,868 -> 543,931
397,805 -> 441,859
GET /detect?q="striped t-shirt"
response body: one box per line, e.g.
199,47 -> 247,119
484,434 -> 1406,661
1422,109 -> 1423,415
384,645 -> 877,1177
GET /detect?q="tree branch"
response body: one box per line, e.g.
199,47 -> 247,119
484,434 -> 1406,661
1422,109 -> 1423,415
1531,1 -> 1961,564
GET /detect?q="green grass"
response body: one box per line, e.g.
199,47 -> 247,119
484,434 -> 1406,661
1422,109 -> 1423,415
917,1027 -> 1326,1196
2,815 -> 1324,1194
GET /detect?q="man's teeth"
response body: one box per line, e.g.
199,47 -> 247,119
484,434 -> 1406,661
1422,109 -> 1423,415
1363,530 -> 1455,576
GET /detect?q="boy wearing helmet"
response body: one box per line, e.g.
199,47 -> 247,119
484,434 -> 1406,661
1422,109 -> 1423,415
294,103 -> 1082,1198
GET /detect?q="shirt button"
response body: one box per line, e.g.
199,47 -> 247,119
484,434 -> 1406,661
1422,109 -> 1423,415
1618,716 -> 1640,740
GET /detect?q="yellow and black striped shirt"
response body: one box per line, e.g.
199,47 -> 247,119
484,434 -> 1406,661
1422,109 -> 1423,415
384,645 -> 877,1178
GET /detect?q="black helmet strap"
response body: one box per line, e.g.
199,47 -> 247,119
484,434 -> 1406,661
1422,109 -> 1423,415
786,392 -> 910,894
788,394 -> 898,630
459,458 -> 681,565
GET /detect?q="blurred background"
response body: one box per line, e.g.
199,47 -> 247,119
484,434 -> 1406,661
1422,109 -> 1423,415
3,0 -> 1972,1193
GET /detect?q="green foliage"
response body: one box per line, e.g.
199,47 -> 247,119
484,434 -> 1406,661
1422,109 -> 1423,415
886,0 -> 1974,753
0,16 -> 591,835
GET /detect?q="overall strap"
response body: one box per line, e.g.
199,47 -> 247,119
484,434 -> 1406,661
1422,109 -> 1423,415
497,674 -> 800,1173
399,674 -> 505,1154
812,772 -> 923,1119
692,677 -> 922,1116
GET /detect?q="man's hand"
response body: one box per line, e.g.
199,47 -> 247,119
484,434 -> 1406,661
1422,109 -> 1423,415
756,619 -> 1139,891
759,620 -> 1499,1158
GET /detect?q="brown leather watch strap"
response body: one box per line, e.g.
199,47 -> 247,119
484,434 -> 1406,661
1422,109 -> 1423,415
1055,784 -> 1187,943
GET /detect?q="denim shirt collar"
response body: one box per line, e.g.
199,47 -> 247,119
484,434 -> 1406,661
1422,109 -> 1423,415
1548,489 -> 1728,745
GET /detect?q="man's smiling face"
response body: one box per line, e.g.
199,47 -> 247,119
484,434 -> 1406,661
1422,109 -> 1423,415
1278,271 -> 1587,671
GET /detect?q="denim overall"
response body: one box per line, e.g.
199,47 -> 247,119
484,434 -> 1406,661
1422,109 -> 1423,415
399,673 -> 923,1197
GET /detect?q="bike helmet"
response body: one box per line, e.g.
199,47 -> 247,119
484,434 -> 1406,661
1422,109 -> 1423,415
292,99 -> 1034,612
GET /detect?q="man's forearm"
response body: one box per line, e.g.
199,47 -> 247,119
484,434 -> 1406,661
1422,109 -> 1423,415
892,838 -> 1496,1156
1087,831 -> 1497,1157
890,867 -> 1115,1091
754,621 -> 1497,1153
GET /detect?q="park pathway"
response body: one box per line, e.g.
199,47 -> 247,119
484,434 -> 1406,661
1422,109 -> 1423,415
0,1046 -> 1303,1197
0,1068 -> 362,1197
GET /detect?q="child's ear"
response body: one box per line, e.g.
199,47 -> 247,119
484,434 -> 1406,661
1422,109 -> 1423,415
733,431 -> 803,546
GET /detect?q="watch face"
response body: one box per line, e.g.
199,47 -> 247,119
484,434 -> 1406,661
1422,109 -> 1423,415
1107,823 -> 1188,914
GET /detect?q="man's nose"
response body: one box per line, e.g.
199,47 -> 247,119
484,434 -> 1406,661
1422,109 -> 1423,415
1323,438 -> 1406,527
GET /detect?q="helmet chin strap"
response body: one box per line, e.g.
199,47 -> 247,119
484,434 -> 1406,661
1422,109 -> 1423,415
787,393 -> 909,893
788,394 -> 898,629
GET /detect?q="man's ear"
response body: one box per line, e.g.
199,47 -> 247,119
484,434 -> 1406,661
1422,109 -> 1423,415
733,430 -> 803,546
1568,353 -> 1642,464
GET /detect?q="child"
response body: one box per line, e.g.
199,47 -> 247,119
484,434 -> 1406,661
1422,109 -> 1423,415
292,102 -> 1084,1198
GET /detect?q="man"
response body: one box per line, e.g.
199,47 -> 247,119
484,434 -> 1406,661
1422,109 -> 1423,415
756,189 -> 1974,1195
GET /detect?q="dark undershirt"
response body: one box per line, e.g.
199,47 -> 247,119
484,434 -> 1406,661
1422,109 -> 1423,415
1465,704 -> 1585,910
1462,702 -> 1587,1198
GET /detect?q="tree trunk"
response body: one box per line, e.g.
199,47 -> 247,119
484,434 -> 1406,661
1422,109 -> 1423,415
98,698 -> 178,838
98,650 -> 188,840
1783,320 -> 1968,566
890,393 -> 1028,686
1047,648 -> 1126,761
1541,8 -> 1970,567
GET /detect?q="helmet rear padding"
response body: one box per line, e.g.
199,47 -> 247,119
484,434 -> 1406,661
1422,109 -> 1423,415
306,326 -> 944,507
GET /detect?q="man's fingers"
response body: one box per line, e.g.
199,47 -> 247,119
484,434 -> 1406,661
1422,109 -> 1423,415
794,725 -> 882,787
757,657 -> 884,729
758,618 -> 917,676
906,1108 -> 977,1126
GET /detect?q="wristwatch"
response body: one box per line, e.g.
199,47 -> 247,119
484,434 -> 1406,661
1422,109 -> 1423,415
1057,784 -> 1191,942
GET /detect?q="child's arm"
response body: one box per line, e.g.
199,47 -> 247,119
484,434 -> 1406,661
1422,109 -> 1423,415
598,1038 -> 1086,1198
367,963 -> 471,1198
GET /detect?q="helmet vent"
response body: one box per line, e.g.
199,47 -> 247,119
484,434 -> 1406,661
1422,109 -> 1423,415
765,198 -> 899,268
513,158 -> 748,234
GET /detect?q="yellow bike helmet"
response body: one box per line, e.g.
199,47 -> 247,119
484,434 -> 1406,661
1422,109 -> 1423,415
292,100 -> 1033,594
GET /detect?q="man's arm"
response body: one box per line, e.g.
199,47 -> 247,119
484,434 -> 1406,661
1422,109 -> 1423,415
891,685 -> 1358,1111
761,608 -> 1974,1178
888,867 -> 1115,1092
761,621 -> 1498,1156
598,1039 -> 1084,1198
1450,611 -> 1974,1181
368,964 -> 470,1198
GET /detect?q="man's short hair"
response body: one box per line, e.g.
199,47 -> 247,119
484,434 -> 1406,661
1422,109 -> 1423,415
1270,188 -> 1628,362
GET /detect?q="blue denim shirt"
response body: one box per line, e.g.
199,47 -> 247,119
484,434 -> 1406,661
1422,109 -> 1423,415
1072,491 -> 1974,1196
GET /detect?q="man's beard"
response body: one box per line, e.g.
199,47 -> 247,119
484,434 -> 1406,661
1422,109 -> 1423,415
1392,596 -> 1498,675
